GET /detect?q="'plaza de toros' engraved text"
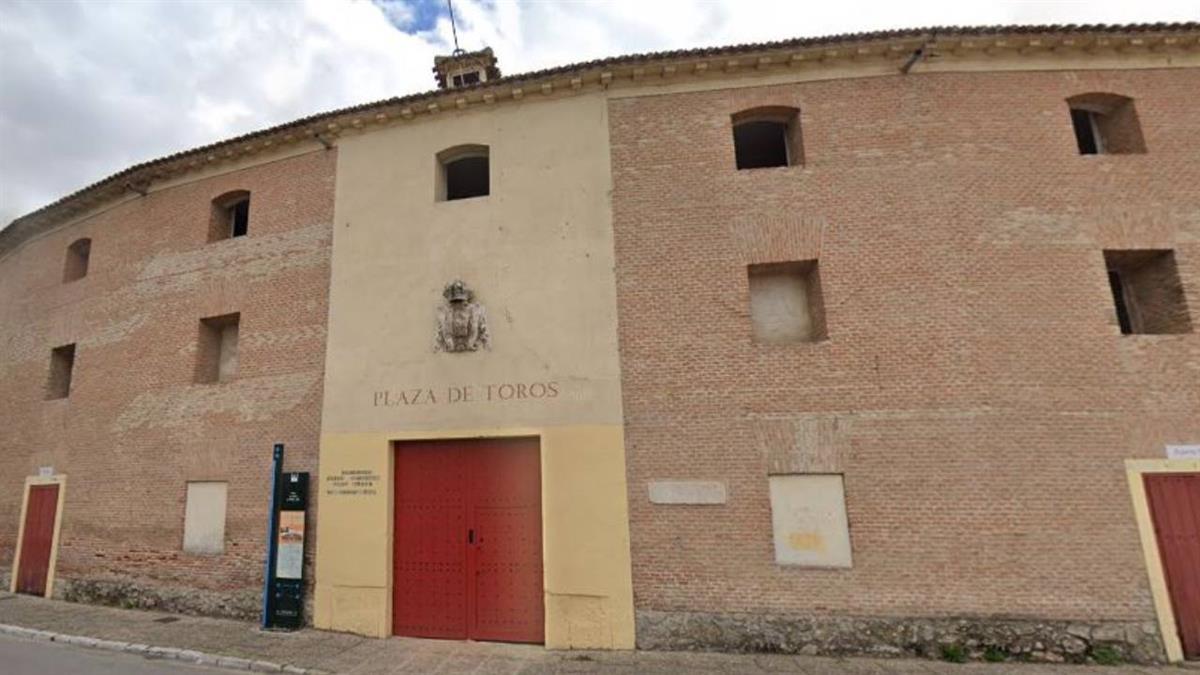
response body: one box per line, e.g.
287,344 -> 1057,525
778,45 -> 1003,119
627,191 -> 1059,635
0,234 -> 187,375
372,382 -> 559,407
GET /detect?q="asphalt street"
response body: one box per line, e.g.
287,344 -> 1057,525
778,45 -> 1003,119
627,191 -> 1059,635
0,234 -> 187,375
0,633 -> 238,675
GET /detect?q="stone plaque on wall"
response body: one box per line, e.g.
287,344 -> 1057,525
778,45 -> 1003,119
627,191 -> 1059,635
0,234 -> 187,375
647,480 -> 727,505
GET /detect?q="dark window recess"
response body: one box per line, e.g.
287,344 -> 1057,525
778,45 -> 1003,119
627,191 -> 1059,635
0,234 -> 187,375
46,344 -> 76,400
445,156 -> 489,200
63,238 -> 91,282
1071,108 -> 1099,155
1104,250 -> 1192,335
1066,94 -> 1145,155
1107,270 -> 1134,334
229,199 -> 249,237
209,191 -> 251,242
453,71 -> 481,87
734,121 -> 790,169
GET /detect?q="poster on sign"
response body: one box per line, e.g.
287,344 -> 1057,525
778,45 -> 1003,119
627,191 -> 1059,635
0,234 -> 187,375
276,510 -> 305,580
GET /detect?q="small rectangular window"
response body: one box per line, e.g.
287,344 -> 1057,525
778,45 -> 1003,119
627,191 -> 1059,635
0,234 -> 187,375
209,191 -> 251,242
1104,250 -> 1192,335
183,481 -> 227,555
46,344 -> 77,400
450,71 -> 481,88
732,107 -> 802,170
748,260 -> 826,343
1068,94 -> 1145,155
195,313 -> 240,383
437,145 -> 490,201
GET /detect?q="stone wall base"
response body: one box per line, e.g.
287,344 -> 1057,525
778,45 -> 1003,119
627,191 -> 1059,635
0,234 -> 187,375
55,577 -> 260,622
635,610 -> 1165,664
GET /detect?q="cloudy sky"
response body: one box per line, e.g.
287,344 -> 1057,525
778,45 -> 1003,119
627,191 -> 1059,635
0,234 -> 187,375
0,0 -> 1194,226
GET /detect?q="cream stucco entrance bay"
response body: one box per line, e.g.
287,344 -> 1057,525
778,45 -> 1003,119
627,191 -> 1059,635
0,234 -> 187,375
313,91 -> 635,649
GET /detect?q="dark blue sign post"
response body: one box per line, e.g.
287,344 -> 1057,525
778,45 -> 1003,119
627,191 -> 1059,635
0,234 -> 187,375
261,444 -> 284,629
262,444 -> 310,630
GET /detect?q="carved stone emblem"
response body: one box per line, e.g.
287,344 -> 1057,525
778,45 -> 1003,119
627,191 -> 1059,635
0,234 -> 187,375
435,280 -> 490,352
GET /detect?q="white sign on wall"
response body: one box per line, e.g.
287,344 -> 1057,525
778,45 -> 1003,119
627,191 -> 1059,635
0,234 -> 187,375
1166,444 -> 1200,460
37,466 -> 54,477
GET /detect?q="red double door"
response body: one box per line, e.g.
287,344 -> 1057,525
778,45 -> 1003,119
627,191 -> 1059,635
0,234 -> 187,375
1145,473 -> 1200,660
392,437 -> 544,643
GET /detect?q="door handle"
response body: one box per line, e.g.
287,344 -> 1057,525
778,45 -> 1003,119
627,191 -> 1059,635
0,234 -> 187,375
468,529 -> 475,544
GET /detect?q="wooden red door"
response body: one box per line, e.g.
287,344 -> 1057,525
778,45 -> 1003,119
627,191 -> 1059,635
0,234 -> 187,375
1144,473 -> 1200,659
16,484 -> 59,596
468,440 -> 544,642
393,438 -> 543,643
393,442 -> 469,639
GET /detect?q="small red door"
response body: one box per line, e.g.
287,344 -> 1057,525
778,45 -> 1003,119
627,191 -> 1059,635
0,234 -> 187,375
16,484 -> 60,596
393,438 -> 543,643
1144,473 -> 1200,659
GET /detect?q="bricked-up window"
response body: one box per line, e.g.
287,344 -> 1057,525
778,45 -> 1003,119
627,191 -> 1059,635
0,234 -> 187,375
1068,93 -> 1146,155
183,481 -> 227,555
209,190 -> 250,241
437,144 -> 489,201
748,260 -> 826,343
63,238 -> 91,282
768,474 -> 853,568
195,313 -> 240,383
732,106 -> 803,170
1104,250 -> 1192,335
46,343 -> 76,400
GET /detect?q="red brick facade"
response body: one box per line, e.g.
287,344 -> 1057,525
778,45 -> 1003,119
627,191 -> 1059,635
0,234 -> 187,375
1,25 -> 1197,662
608,67 -> 1198,641
0,149 -> 335,616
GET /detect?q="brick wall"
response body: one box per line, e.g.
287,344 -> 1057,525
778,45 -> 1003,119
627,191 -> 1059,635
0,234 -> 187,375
0,148 -> 335,616
608,67 -> 1199,629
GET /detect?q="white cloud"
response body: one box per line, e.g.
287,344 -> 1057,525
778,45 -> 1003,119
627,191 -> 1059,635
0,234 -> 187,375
1,0 -> 1194,226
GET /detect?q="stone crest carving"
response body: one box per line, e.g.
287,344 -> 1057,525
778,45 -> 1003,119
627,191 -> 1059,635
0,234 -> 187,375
435,280 -> 490,352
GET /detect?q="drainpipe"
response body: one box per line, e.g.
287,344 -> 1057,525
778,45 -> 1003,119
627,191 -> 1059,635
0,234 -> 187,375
900,31 -> 937,74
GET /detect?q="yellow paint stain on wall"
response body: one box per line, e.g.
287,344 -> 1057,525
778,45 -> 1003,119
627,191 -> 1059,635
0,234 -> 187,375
788,531 -> 826,552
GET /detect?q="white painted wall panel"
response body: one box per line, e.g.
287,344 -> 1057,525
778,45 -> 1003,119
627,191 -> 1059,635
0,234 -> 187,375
768,474 -> 852,567
183,481 -> 227,555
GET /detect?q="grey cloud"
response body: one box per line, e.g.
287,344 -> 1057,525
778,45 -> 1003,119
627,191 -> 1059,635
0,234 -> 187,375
2,0 -> 1195,229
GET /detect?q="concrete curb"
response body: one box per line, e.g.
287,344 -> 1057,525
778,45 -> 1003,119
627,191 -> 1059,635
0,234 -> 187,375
0,623 -> 330,674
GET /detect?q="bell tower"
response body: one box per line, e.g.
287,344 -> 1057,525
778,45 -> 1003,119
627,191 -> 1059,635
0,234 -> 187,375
433,48 -> 501,89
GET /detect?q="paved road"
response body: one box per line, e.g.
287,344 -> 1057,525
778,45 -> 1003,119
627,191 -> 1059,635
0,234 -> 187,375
0,633 -> 238,675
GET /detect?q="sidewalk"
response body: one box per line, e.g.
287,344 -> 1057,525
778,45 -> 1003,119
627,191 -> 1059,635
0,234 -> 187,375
0,593 -> 1183,674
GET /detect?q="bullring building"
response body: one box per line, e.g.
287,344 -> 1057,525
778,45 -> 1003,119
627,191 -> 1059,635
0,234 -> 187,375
2,23 -> 1198,664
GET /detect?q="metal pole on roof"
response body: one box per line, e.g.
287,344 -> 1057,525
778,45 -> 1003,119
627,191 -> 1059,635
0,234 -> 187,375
447,0 -> 463,55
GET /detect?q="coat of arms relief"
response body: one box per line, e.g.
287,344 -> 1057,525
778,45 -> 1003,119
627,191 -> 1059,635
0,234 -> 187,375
435,280 -> 490,352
